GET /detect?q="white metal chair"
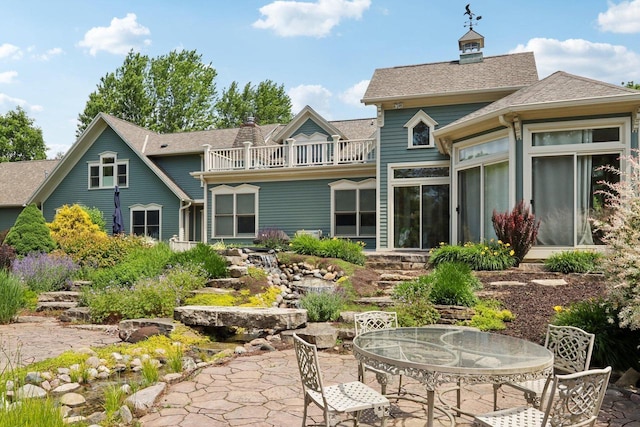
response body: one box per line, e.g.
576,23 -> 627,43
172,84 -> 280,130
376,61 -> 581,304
293,333 -> 390,427
354,311 -> 404,396
476,366 -> 611,427
493,324 -> 595,410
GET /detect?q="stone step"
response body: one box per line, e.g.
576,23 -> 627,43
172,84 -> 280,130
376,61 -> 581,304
378,271 -> 423,281
38,291 -> 81,303
365,253 -> 430,264
36,301 -> 78,311
353,296 -> 395,307
59,307 -> 91,322
174,306 -> 307,334
206,277 -> 243,290
366,261 -> 428,270
191,287 -> 236,295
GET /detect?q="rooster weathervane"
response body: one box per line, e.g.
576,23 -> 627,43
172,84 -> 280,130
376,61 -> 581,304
464,4 -> 482,29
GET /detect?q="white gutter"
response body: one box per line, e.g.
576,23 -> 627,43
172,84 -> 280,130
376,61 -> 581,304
179,200 -> 192,241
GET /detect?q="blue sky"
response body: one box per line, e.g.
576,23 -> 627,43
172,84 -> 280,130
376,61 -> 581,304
1,0 -> 639,158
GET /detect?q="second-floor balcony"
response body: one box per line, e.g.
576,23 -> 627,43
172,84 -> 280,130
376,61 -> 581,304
204,137 -> 376,172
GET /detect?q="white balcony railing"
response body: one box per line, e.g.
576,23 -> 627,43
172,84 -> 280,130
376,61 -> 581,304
204,136 -> 376,172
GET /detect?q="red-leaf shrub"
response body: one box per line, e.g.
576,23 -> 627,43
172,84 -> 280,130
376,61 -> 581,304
492,201 -> 540,266
0,244 -> 16,270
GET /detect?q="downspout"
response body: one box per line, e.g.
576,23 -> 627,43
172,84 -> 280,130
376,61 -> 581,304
202,175 -> 208,243
179,200 -> 192,241
499,114 -> 519,208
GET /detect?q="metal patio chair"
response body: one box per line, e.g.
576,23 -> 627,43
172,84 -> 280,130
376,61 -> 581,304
476,366 -> 611,427
354,311 -> 405,397
493,324 -> 595,410
293,333 -> 390,427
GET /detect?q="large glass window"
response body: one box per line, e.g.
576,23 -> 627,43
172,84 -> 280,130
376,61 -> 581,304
212,185 -> 258,238
393,183 -> 449,249
88,152 -> 128,189
131,205 -> 161,240
331,180 -> 376,237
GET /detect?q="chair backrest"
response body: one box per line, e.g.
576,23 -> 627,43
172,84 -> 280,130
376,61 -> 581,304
540,366 -> 611,427
293,333 -> 325,396
545,324 -> 595,374
354,311 -> 398,336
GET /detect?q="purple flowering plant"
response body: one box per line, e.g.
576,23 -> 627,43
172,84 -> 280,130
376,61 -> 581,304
12,251 -> 80,293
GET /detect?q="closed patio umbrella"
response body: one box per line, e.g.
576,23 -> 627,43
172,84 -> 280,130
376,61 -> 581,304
113,186 -> 124,234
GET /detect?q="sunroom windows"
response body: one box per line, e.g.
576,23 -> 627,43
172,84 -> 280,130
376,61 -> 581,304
453,133 -> 511,243
88,152 -> 128,189
404,110 -> 438,148
330,179 -> 376,237
211,184 -> 259,238
524,119 -> 627,247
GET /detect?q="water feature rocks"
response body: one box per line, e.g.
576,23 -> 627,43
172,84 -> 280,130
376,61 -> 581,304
174,306 -> 307,334
119,318 -> 175,343
126,382 -> 167,416
60,392 -> 86,407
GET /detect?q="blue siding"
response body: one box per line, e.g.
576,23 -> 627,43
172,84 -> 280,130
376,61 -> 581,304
378,104 -> 488,248
43,127 -> 181,240
152,154 -> 203,200
293,119 -> 331,140
0,207 -> 23,231
207,177 -> 376,246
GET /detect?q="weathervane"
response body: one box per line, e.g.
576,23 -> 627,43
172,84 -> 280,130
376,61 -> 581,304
464,4 -> 482,30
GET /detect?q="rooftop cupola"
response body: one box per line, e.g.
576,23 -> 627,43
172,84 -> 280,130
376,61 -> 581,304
458,4 -> 484,64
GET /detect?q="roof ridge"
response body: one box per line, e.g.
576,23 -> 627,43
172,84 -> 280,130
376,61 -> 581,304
375,51 -> 534,71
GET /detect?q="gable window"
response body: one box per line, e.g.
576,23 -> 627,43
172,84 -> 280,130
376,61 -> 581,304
404,110 -> 438,148
130,204 -> 161,240
330,179 -> 376,237
211,184 -> 259,238
88,152 -> 128,189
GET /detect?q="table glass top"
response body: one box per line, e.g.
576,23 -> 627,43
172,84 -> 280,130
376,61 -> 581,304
353,327 -> 553,374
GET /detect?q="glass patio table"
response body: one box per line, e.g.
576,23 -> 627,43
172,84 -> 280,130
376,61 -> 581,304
352,326 -> 554,427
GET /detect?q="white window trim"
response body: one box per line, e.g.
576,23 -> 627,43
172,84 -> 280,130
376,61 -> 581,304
329,179 -> 376,238
451,130 -> 514,244
404,110 -> 438,149
87,151 -> 129,189
387,161 -> 450,250
292,132 -> 329,143
210,184 -> 260,238
130,203 -> 162,240
522,117 -> 630,259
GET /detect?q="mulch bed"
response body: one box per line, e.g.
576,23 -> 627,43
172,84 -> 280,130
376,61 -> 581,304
473,270 -> 608,344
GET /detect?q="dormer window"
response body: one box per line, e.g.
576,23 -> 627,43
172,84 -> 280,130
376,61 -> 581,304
404,110 -> 438,148
88,152 -> 128,189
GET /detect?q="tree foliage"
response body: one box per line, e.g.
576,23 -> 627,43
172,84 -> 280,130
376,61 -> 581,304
623,81 -> 640,90
214,79 -> 292,128
0,107 -> 47,162
77,50 -> 293,136
76,49 -> 217,136
4,204 -> 56,255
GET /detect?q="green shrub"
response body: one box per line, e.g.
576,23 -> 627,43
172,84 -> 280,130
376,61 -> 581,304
429,240 -> 515,271
80,205 -> 106,230
300,291 -> 345,322
87,242 -> 173,288
169,242 -> 228,279
544,250 -> 603,273
391,276 -> 439,326
84,263 -> 208,323
290,234 -> 366,265
427,262 -> 480,307
0,270 -> 24,324
469,299 -> 515,331
12,252 -> 79,292
492,200 -> 540,266
4,204 -> 56,255
553,298 -> 640,371
255,227 -> 289,249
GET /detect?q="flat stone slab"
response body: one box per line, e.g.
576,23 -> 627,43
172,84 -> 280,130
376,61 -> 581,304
531,279 -> 567,286
489,281 -> 526,286
38,291 -> 81,302
125,382 -> 167,417
36,301 -> 77,311
174,306 -> 307,333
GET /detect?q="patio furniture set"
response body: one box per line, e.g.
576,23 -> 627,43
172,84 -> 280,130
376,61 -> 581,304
293,311 -> 609,427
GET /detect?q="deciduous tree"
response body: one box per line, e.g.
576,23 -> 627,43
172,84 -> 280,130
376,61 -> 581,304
0,107 -> 46,162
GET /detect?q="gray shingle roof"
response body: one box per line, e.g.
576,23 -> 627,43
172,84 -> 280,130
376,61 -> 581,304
0,159 -> 60,206
329,118 -> 377,140
442,71 -> 640,128
362,52 -> 538,102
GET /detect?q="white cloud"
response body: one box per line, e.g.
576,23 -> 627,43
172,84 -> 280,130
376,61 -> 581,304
511,38 -> 640,85
339,79 -> 369,107
288,84 -> 333,117
0,71 -> 18,84
598,0 -> 640,33
0,43 -> 22,60
34,47 -> 64,61
78,13 -> 151,56
30,104 -> 44,112
0,93 -> 27,108
253,0 -> 371,38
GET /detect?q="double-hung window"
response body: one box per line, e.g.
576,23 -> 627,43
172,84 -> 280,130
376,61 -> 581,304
330,179 -> 376,237
524,118 -> 628,248
88,152 -> 128,189
211,184 -> 259,238
130,204 -> 161,240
